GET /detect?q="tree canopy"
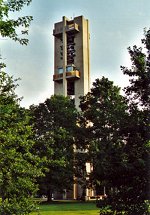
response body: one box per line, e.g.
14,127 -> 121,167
0,71 -> 42,214
119,29 -> 150,214
79,77 -> 128,192
30,95 -> 78,202
0,0 -> 33,45
84,29 -> 150,215
122,29 -> 150,109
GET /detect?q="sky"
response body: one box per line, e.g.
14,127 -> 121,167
1,0 -> 150,108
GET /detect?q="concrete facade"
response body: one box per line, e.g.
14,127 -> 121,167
53,15 -> 90,109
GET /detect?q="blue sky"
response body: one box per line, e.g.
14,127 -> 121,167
1,0 -> 150,107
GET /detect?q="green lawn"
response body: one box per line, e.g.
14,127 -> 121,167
31,201 -> 99,215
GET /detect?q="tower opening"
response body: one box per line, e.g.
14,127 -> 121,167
67,81 -> 75,95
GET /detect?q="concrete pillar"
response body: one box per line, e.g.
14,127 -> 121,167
62,16 -> 67,96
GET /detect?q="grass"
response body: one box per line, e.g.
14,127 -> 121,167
31,201 -> 100,215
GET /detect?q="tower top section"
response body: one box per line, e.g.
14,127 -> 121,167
53,16 -> 88,38
53,15 -> 90,109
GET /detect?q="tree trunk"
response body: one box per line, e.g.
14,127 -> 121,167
47,189 -> 53,202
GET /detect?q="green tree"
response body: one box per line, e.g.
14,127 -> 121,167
79,77 -> 128,195
0,0 -> 33,45
122,30 -> 150,108
0,71 -> 42,215
119,28 -> 150,214
30,95 -> 78,202
82,29 -> 150,215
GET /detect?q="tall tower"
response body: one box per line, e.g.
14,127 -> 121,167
53,16 -> 93,200
53,15 -> 90,108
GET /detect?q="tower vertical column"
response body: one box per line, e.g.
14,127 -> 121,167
62,16 -> 67,96
87,19 -> 90,91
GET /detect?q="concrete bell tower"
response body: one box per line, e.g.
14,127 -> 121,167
53,15 -> 90,109
52,15 -> 92,200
